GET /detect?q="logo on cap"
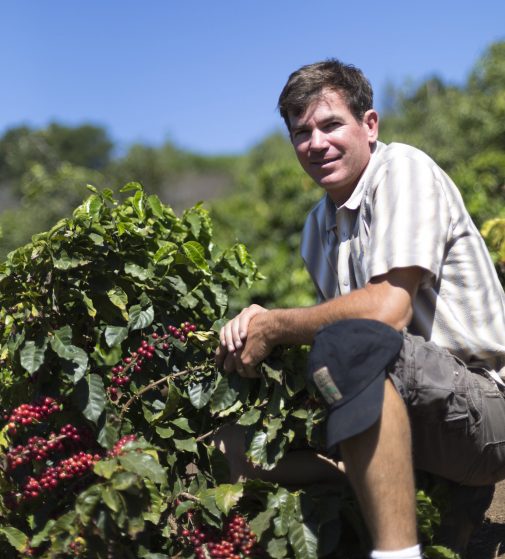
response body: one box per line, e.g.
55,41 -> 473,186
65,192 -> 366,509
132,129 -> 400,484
312,366 -> 343,405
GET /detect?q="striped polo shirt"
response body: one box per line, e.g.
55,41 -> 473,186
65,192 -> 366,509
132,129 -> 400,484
301,141 -> 505,375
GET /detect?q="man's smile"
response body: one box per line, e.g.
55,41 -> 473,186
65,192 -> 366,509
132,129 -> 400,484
310,156 -> 342,166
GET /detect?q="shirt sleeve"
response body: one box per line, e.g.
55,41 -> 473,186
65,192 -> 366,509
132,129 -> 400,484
366,153 -> 451,289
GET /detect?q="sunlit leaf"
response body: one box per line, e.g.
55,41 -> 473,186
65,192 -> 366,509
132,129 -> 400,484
20,336 -> 48,374
214,483 -> 243,515
182,241 -> 210,274
120,181 -> 143,192
119,452 -> 166,484
105,325 -> 129,347
0,526 -> 29,551
128,304 -> 154,331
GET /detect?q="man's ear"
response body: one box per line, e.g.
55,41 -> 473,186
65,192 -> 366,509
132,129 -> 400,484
363,109 -> 379,143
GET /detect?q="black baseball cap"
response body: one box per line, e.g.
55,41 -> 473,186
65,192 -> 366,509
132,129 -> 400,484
307,319 -> 403,450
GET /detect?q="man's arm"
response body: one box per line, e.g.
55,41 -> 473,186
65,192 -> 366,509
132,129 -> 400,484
216,266 -> 424,376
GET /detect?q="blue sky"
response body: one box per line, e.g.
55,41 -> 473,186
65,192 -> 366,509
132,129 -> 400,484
1,1 -> 505,155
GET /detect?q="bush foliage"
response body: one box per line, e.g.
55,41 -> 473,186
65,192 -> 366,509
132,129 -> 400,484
0,185 -> 456,558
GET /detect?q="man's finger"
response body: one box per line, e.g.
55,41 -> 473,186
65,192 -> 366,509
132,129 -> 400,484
230,317 -> 244,350
222,320 -> 237,353
242,362 -> 261,378
223,350 -> 241,374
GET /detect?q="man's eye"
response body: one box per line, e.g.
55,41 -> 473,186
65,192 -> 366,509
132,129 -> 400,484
324,121 -> 340,130
293,130 -> 309,140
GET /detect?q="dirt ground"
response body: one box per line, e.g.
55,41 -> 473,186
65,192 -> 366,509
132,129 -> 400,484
467,480 -> 505,558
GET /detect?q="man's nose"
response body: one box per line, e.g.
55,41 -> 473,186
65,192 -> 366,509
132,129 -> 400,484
310,129 -> 328,150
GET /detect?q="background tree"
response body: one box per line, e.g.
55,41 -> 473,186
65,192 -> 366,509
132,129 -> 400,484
380,41 -> 505,228
1,40 -> 504,285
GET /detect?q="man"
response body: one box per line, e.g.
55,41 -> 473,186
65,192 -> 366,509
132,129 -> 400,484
215,59 -> 505,559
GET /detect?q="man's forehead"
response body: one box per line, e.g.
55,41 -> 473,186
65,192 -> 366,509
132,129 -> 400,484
289,89 -> 348,126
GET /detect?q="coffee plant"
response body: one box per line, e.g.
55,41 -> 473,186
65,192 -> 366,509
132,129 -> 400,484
481,217 -> 505,285
0,183 -> 452,558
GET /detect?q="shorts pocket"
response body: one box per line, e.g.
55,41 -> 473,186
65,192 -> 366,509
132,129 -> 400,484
405,341 -> 480,433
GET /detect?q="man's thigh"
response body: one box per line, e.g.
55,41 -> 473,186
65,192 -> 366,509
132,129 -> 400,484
390,333 -> 505,486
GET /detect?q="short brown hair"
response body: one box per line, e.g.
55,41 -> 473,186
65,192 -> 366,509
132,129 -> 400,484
277,59 -> 374,131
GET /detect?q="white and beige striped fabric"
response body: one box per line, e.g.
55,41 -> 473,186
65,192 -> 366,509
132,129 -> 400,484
301,141 -> 505,375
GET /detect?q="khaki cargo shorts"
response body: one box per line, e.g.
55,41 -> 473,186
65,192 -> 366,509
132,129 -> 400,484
389,332 -> 505,486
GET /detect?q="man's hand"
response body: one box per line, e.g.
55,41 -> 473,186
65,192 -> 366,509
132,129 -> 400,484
215,265 -> 423,377
216,304 -> 272,377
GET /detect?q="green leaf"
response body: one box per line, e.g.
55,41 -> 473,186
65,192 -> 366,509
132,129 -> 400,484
73,193 -> 103,221
188,379 -> 214,409
147,194 -> 164,218
150,382 -> 181,424
182,241 -> 210,274
94,458 -> 119,479
50,325 -> 89,382
209,283 -> 228,316
132,190 -> 146,219
119,452 -> 166,484
423,546 -> 460,558
126,510 -> 146,537
0,526 -> 29,551
97,415 -> 119,449
266,417 -> 283,442
154,425 -> 174,439
262,361 -> 283,383
89,232 -> 104,246
235,243 -> 250,265
250,508 -> 276,539
52,250 -> 90,270
104,325 -> 129,347
143,478 -> 166,524
265,383 -> 285,416
210,374 -> 239,412
173,437 -> 198,453
167,274 -> 188,295
102,486 -> 123,512
153,242 -> 178,264
125,262 -> 150,281
207,444 -> 231,485
246,430 -> 268,467
288,516 -> 318,559
81,290 -> 97,317
175,500 -> 196,518
32,511 -> 78,546
198,489 -> 222,526
120,181 -> 143,192
214,483 -> 243,515
79,373 -> 106,423
237,408 -> 261,426
112,471 -> 141,491
170,417 -> 194,433
267,537 -> 289,559
179,291 -> 199,309
128,304 -> 154,331
217,399 -> 243,418
185,212 -> 202,238
274,491 -> 295,537
20,336 -> 48,374
291,409 -> 308,419
75,485 -> 102,523
107,286 -> 128,311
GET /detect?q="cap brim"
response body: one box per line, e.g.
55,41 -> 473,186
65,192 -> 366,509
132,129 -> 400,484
326,371 -> 386,450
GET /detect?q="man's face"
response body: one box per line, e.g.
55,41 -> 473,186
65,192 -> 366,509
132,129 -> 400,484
288,88 -> 378,205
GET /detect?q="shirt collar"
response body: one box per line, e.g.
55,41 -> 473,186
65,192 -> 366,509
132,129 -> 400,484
324,141 -> 384,232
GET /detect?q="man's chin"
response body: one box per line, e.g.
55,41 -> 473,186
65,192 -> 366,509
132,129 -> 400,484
317,175 -> 340,190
